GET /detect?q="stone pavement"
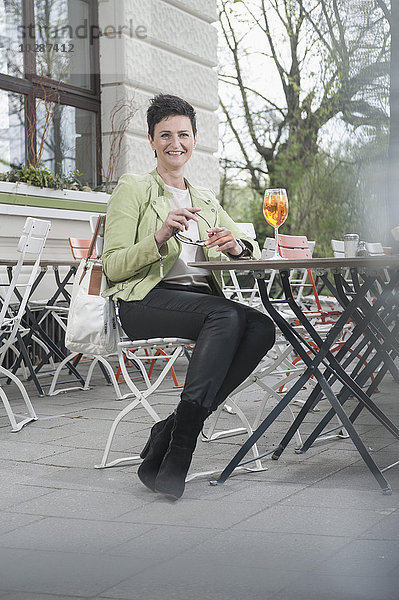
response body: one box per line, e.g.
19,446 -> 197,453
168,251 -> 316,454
0,357 -> 399,600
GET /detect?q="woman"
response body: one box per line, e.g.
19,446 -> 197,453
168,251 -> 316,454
102,94 -> 275,500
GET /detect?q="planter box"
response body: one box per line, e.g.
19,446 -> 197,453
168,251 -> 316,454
0,181 -> 110,262
0,181 -> 111,302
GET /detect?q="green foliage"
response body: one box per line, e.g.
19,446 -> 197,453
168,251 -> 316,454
290,152 -> 364,256
220,179 -> 268,243
0,164 -> 91,192
222,130 -> 390,256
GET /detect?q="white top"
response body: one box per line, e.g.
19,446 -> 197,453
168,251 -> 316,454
163,184 -> 210,288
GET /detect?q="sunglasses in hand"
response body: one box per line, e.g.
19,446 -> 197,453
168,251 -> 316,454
174,213 -> 213,247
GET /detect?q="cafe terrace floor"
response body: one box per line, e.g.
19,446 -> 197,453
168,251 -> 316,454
0,357 -> 398,600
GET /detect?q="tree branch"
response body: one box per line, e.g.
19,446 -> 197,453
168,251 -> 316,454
375,0 -> 391,26
220,98 -> 264,191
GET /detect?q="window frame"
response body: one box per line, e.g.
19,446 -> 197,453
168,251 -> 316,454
0,0 -> 101,184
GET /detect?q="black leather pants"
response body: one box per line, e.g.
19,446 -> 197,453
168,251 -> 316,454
119,282 -> 276,411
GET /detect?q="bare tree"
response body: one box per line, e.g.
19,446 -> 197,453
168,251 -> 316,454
219,0 -> 390,198
25,78 -> 61,169
100,99 -> 139,192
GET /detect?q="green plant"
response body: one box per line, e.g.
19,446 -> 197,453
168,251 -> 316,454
0,165 -> 92,192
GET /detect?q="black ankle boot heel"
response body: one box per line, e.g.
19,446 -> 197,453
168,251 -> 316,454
140,437 -> 151,459
137,413 -> 175,492
139,418 -> 169,459
155,402 -> 210,500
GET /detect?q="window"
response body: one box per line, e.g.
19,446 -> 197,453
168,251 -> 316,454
0,0 -> 100,185
34,0 -> 93,90
37,101 -> 97,184
0,0 -> 24,78
0,89 -> 25,168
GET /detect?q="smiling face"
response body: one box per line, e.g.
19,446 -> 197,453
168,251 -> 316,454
148,115 -> 197,175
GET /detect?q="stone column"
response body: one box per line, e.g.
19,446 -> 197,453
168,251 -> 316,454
98,0 -> 219,192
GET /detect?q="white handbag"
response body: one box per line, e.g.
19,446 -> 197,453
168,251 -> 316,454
65,216 -> 118,356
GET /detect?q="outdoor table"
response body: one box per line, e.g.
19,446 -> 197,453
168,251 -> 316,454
0,258 -> 84,395
189,256 -> 399,494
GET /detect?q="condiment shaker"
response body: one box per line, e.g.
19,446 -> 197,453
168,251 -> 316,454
344,234 -> 359,258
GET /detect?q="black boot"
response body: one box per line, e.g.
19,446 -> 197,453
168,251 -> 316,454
154,401 -> 210,500
137,413 -> 175,492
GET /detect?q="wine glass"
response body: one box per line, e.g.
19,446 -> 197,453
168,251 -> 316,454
263,188 -> 289,259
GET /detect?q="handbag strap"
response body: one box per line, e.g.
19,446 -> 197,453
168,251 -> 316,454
79,215 -> 105,284
86,215 -> 105,264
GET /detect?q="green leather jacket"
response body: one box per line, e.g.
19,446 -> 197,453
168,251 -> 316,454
102,169 -> 260,301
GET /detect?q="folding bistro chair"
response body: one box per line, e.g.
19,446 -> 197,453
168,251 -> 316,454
68,237 -> 97,260
221,223 -> 263,309
204,234 -> 351,447
98,329 -> 268,477
48,223 -> 120,396
0,217 -> 51,431
50,227 -> 186,406
95,334 -> 196,468
278,235 -> 321,310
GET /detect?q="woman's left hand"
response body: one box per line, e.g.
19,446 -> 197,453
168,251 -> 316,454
205,227 -> 242,255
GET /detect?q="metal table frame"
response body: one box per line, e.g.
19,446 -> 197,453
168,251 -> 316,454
0,259 -> 85,395
190,256 -> 399,494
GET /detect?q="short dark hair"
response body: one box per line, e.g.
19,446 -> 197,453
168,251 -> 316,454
147,94 -> 197,139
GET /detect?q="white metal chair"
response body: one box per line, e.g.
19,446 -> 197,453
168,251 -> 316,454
331,239 -> 345,258
204,234 -> 352,447
0,217 -> 51,431
94,332 -> 195,468
222,223 -> 264,309
97,328 -> 267,477
48,223 -> 119,396
202,339 -> 308,448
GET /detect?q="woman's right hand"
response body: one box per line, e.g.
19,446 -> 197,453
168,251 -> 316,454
154,207 -> 201,248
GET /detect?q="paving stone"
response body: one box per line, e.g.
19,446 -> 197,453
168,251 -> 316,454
1,359 -> 397,599
0,513 -> 44,536
315,538 -> 399,577
360,509 -> 399,540
314,464 -> 399,492
35,447 -> 122,469
99,554 -> 293,600
232,504 -> 391,537
0,517 -> 155,554
114,494 -> 291,529
0,594 -> 81,600
47,430 -> 146,452
274,572 -> 399,600
0,548 -> 146,597
0,441 -> 72,462
20,464 -> 140,494
176,529 -> 351,573
107,524 -> 217,560
0,426 -> 78,445
278,486 -> 399,511
9,487 -> 158,520
0,484 -> 56,511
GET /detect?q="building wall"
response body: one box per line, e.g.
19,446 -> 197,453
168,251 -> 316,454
0,0 -> 219,273
98,0 -> 220,192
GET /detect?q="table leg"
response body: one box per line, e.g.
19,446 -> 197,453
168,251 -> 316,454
214,269 -> 397,494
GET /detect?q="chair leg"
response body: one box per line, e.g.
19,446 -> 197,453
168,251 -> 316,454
84,356 -> 123,399
0,366 -> 37,432
48,352 -> 87,396
95,395 -> 144,468
95,343 -> 189,469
